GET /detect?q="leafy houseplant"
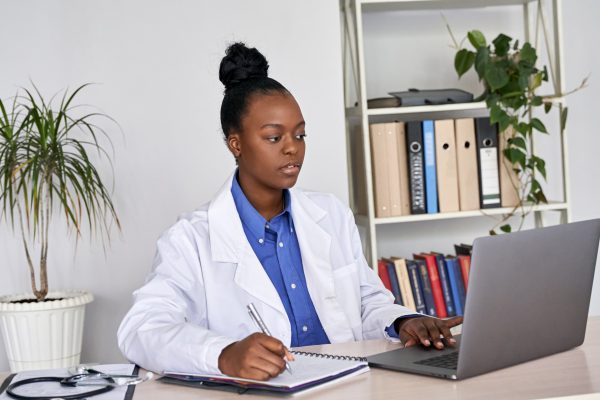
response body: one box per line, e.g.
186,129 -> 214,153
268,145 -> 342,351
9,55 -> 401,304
0,84 -> 120,371
453,29 -> 579,234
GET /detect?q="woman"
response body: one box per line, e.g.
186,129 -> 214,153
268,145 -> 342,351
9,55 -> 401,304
117,43 -> 462,381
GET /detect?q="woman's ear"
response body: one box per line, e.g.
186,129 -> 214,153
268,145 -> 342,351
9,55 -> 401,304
227,133 -> 241,158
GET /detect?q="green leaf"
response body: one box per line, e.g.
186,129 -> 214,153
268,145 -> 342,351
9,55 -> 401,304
516,122 -> 530,135
530,118 -> 548,133
490,104 -> 508,125
513,39 -> 520,50
530,96 -> 543,107
519,42 -> 537,66
492,33 -> 512,57
485,63 -> 509,91
489,230 -> 497,236
474,47 -> 490,78
500,224 -> 512,233
530,73 -> 543,91
544,103 -> 552,113
455,49 -> 476,78
468,30 -> 487,48
509,136 -> 527,149
504,147 -> 526,169
561,107 -> 569,131
532,156 -> 547,180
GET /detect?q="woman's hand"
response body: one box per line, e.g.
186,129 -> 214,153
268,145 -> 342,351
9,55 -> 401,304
395,316 -> 464,349
218,332 -> 294,380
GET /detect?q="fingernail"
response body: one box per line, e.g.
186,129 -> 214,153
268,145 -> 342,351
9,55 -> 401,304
424,340 -> 431,346
449,338 -> 456,344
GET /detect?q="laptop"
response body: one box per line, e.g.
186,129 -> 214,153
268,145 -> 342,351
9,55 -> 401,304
367,219 -> 600,380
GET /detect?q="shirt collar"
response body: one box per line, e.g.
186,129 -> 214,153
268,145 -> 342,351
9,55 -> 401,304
231,171 -> 292,240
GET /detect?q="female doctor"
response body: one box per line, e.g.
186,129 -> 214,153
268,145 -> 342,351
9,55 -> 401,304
117,43 -> 463,381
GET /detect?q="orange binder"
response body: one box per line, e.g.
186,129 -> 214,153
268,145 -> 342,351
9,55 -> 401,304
434,119 -> 460,213
499,126 -> 520,207
455,118 -> 481,211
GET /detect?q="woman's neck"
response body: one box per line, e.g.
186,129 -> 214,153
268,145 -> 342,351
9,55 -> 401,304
237,172 -> 284,221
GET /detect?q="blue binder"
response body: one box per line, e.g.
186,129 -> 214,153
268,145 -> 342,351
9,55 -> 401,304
422,120 -> 438,213
445,256 -> 465,316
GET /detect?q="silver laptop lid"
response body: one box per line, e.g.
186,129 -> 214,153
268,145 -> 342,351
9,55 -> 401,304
458,219 -> 600,379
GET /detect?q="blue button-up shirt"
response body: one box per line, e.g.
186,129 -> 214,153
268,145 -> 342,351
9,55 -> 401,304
231,175 -> 330,347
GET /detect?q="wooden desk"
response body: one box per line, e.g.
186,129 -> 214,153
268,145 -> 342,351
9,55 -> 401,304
2,317 -> 600,399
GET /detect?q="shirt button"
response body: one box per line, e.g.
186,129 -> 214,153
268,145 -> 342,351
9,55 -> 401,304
302,325 -> 308,332
266,224 -> 270,229
279,242 -> 284,248
258,238 -> 264,244
291,283 -> 297,289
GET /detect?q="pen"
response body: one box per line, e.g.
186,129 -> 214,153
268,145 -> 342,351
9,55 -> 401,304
247,302 -> 293,374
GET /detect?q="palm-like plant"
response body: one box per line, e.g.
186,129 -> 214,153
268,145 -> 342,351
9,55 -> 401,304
0,84 -> 120,301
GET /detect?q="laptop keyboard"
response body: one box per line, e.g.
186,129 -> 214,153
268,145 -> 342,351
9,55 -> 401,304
415,351 -> 459,370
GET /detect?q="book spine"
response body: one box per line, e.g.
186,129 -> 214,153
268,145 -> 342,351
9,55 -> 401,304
407,260 -> 427,314
418,254 -> 447,318
386,261 -> 403,305
434,255 -> 455,317
378,259 -> 393,292
458,255 -> 471,291
416,260 -> 437,316
445,257 -> 463,316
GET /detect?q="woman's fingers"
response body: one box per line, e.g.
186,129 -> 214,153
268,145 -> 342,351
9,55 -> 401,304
398,316 -> 464,350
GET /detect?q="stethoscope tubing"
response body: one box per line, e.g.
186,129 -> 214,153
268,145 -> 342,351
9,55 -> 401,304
6,376 -> 114,400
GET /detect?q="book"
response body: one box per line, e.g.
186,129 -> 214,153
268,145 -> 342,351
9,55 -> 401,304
444,255 -> 466,315
406,260 -> 427,314
415,253 -> 447,317
430,253 -> 456,317
457,254 -> 472,291
414,258 -> 437,316
162,351 -> 369,395
391,257 -> 416,311
384,259 -> 403,305
377,259 -> 393,292
454,118 -> 481,211
406,121 -> 426,214
434,119 -> 460,213
422,120 -> 439,213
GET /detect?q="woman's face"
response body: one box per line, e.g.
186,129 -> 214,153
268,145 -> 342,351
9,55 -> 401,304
228,92 -> 306,192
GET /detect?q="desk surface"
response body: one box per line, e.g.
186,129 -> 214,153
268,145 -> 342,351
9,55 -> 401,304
3,317 -> 600,399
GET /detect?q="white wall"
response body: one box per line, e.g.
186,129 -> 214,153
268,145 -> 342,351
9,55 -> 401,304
0,0 -> 347,371
0,0 -> 598,373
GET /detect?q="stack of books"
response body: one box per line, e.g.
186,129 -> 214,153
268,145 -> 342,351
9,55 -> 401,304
378,244 -> 472,317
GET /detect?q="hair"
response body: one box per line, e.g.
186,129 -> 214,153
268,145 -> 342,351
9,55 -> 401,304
219,42 -> 289,138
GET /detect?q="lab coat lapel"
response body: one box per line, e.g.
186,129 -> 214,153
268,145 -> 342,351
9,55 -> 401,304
290,189 -> 355,342
208,173 -> 286,317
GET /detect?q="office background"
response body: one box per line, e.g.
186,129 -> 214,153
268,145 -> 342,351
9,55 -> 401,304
0,0 -> 597,371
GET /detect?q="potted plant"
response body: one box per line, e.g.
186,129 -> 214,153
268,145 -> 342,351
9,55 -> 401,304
0,84 -> 120,372
452,28 -> 585,234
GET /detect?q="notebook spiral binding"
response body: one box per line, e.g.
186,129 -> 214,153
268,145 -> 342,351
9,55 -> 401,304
291,350 -> 367,363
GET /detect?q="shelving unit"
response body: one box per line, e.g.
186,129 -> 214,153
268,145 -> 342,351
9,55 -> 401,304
340,0 -> 570,269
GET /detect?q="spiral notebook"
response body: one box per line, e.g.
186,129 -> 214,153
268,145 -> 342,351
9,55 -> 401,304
160,351 -> 369,395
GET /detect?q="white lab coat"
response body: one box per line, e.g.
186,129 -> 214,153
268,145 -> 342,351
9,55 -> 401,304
117,173 -> 416,374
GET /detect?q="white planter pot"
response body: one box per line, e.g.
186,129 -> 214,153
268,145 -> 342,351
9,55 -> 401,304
0,290 -> 93,372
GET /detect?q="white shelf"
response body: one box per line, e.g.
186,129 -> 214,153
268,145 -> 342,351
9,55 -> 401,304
354,202 -> 568,226
359,0 -> 537,13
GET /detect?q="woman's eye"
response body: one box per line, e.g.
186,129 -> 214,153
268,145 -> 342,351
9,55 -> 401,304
267,136 -> 281,143
296,133 -> 307,140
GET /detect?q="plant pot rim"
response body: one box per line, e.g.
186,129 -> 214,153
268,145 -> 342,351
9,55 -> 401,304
0,290 -> 94,312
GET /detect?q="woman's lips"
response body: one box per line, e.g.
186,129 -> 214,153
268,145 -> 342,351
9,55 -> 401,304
280,163 -> 302,176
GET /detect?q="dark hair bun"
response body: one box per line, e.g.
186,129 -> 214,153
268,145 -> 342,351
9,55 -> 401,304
219,42 -> 269,90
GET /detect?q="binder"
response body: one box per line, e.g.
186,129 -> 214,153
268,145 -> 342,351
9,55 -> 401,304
406,260 -> 427,314
475,117 -> 501,208
348,123 -> 368,215
434,119 -> 460,213
499,125 -> 520,207
391,257 -> 416,312
422,120 -> 438,213
394,122 -> 411,216
384,123 -> 403,217
455,118 -> 481,211
370,123 -> 391,217
405,121 -> 426,214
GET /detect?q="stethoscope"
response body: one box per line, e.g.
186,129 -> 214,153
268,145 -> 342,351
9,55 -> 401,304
5,366 -> 153,400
